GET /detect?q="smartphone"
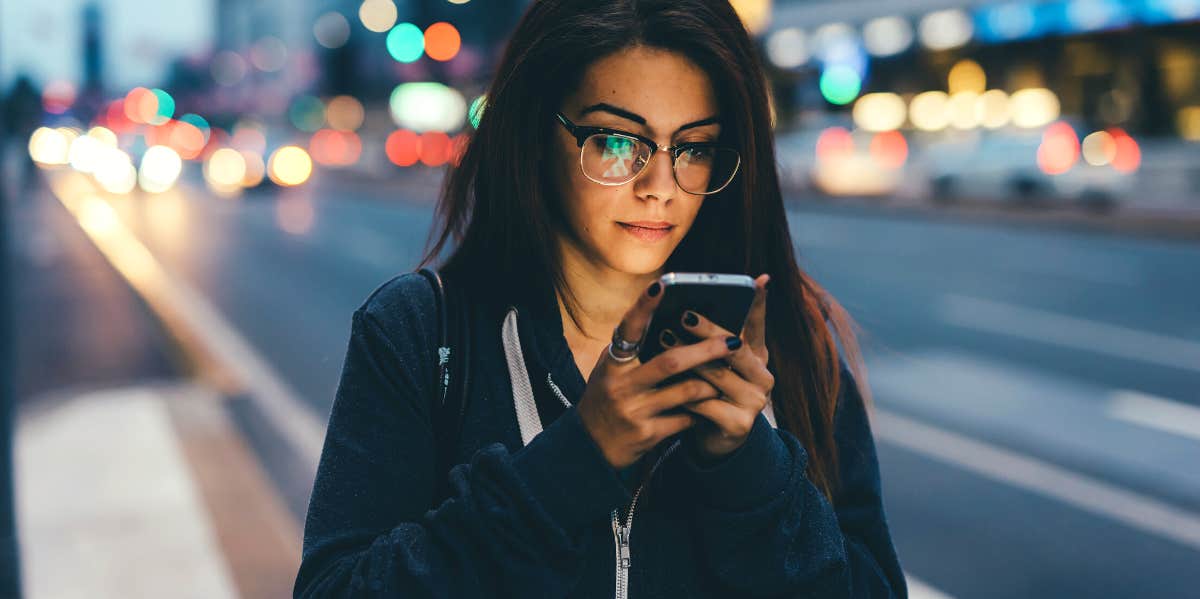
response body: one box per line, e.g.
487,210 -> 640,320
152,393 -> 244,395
638,272 -> 757,388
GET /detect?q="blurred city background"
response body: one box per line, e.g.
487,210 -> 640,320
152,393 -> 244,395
1,0 -> 1198,597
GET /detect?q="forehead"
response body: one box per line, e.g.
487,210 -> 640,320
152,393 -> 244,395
569,46 -> 718,131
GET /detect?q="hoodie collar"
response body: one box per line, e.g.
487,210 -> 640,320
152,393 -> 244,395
510,274 -> 588,401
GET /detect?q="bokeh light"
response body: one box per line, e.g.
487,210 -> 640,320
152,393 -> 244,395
909,91 -> 951,131
386,129 -> 421,166
766,28 -> 808,69
815,126 -> 855,162
268,146 -> 314,186
360,0 -> 398,33
29,127 -> 71,166
204,148 -> 248,194
424,22 -> 461,62
418,131 -> 451,166
150,88 -> 174,125
948,92 -> 981,129
42,81 -> 77,114
863,16 -> 914,57
948,59 -> 986,95
1010,88 -> 1061,128
139,145 -> 184,193
314,12 -> 351,49
869,130 -> 908,169
853,93 -> 907,132
728,0 -> 773,34
94,149 -> 138,194
326,95 -> 365,131
250,36 -> 288,72
1108,128 -> 1141,173
976,90 -> 1012,129
124,87 -> 159,124
387,22 -> 425,63
1037,122 -> 1079,175
919,9 -> 974,50
290,96 -> 327,132
390,82 -> 467,132
1081,130 -> 1117,166
819,66 -> 862,105
212,51 -> 248,86
309,129 -> 363,167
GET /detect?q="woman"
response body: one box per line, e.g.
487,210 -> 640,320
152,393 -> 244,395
295,1 -> 906,597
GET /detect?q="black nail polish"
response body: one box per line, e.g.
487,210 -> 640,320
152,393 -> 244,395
725,336 -> 742,350
661,329 -> 677,346
683,310 -> 699,327
648,281 -> 662,297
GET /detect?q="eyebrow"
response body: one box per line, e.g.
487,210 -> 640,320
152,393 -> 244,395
578,102 -> 719,133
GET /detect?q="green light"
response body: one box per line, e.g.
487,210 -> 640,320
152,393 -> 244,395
387,23 -> 425,63
289,96 -> 325,132
819,66 -> 862,106
150,88 -> 174,124
468,95 -> 486,129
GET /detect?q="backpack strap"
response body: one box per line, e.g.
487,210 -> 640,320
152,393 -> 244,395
417,267 -> 470,504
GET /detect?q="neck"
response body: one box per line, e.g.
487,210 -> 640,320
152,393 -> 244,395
555,237 -> 662,343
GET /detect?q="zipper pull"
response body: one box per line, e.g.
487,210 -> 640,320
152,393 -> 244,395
616,525 -> 632,569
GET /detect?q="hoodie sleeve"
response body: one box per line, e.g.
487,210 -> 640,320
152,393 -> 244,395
294,274 -> 632,598
674,360 -> 907,598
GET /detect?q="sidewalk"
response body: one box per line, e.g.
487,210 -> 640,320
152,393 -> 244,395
15,382 -> 300,599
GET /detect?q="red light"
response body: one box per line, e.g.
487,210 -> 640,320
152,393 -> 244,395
386,130 -> 421,167
1108,128 -> 1141,174
424,22 -> 461,62
419,131 -> 451,166
815,127 -> 854,162
869,131 -> 908,169
1037,121 -> 1079,175
310,129 -> 363,167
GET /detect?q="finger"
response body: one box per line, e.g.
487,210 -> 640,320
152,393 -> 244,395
682,397 -> 756,438
652,411 -> 699,439
711,338 -> 774,393
642,376 -> 722,414
629,334 -> 738,389
679,307 -> 735,341
599,278 -> 666,372
691,360 -> 769,413
742,274 -> 770,350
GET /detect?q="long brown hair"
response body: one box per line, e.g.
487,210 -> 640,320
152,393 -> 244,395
417,0 -> 871,503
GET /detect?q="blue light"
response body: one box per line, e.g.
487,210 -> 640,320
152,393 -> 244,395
1062,0 -> 1134,32
976,2 -> 1042,42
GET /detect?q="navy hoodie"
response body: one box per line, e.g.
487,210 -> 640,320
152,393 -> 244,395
294,269 -> 907,598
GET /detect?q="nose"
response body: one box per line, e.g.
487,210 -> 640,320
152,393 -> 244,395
634,146 -> 676,202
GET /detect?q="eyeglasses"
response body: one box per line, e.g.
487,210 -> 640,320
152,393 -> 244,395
555,112 -> 740,196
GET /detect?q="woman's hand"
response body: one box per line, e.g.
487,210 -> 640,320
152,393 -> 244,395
677,274 -> 773,461
576,280 -> 737,470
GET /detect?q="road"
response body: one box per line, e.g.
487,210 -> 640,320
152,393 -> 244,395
18,167 -> 1200,598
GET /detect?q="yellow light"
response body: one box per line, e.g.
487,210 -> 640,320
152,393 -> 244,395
1010,88 -> 1060,128
948,91 -> 980,129
948,59 -> 986,95
1179,106 -> 1200,141
326,95 -> 365,131
268,146 -> 313,187
78,195 -> 120,238
852,93 -> 907,132
138,145 -> 183,193
1081,131 -> 1117,166
240,151 -> 266,188
204,148 -> 248,194
909,91 -> 950,131
87,126 -> 118,147
976,90 -> 1011,129
94,148 -> 137,194
729,0 -> 773,34
29,127 -> 71,165
68,135 -> 105,173
359,0 -> 398,33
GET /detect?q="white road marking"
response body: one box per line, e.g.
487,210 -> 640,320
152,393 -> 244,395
906,573 -> 955,599
1108,390 -> 1200,443
874,408 -> 1200,552
47,172 -> 325,474
939,293 -> 1200,373
16,386 -> 239,599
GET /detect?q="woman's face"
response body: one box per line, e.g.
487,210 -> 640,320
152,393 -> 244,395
554,45 -> 721,276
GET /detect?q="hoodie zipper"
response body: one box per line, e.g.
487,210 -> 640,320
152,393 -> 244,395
610,440 -> 680,599
545,373 -> 681,599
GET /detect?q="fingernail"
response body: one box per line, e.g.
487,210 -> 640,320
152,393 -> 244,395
648,281 -> 662,297
725,336 -> 742,350
660,329 -> 677,347
683,310 -> 699,327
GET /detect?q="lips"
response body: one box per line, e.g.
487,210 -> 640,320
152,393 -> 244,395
617,222 -> 674,242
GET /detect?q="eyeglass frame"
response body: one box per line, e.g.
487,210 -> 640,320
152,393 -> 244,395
554,112 -> 741,196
